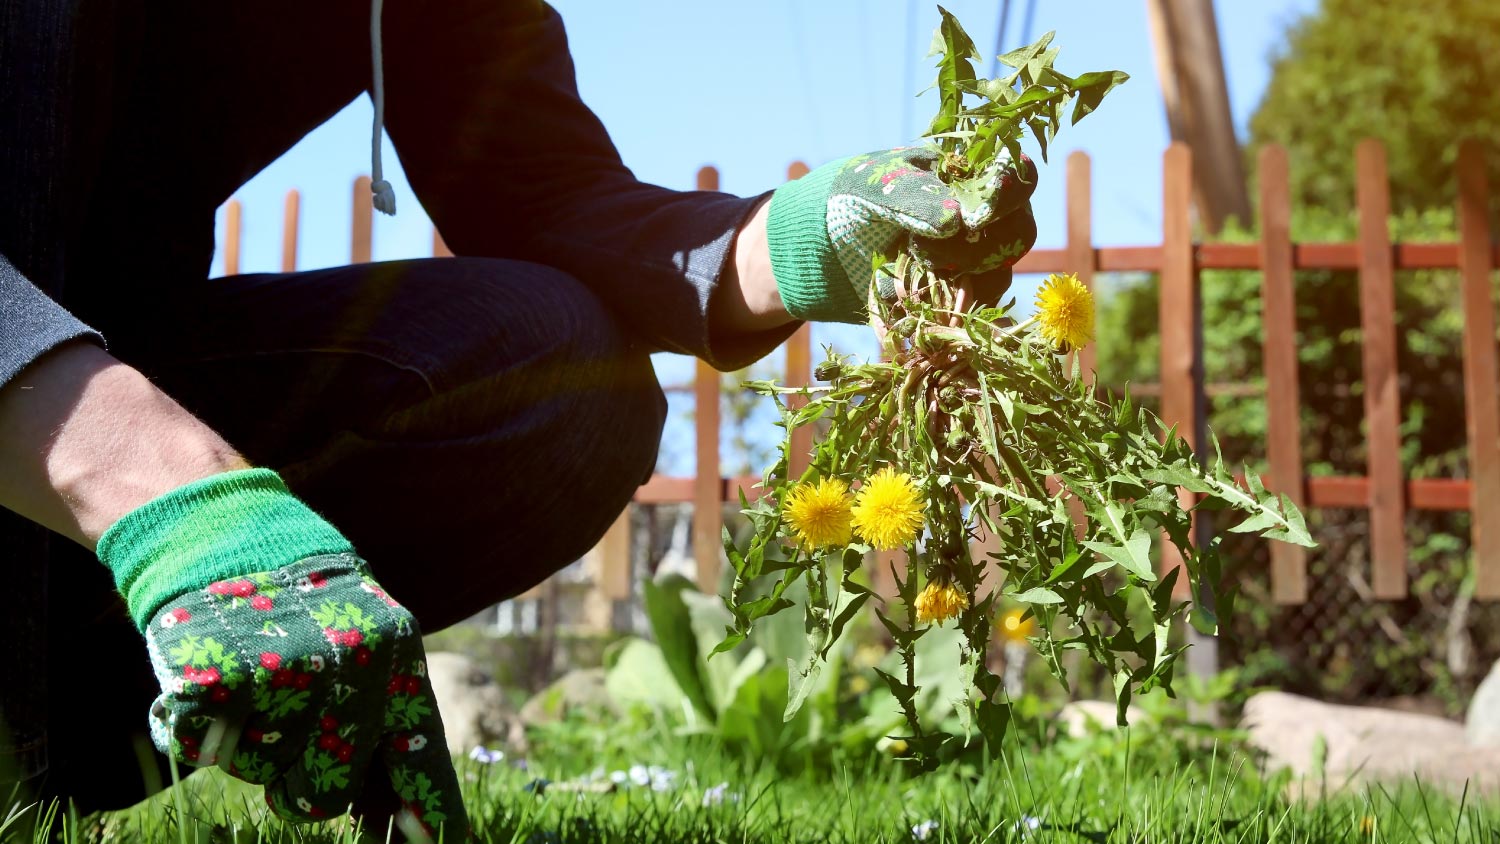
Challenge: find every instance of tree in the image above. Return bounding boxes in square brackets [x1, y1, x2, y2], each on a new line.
[1248, 0, 1500, 218]
[1092, 0, 1500, 711]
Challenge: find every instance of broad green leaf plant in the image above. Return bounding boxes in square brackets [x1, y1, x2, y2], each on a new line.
[719, 8, 1315, 768]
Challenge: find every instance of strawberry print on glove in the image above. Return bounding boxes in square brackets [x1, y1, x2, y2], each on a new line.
[143, 555, 468, 842]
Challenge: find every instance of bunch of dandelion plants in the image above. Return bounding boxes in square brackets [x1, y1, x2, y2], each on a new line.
[718, 9, 1315, 766]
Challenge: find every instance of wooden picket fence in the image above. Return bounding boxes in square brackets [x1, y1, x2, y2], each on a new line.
[219, 138, 1500, 634]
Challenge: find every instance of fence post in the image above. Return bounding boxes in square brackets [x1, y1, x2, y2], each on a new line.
[223, 200, 242, 276]
[1158, 143, 1202, 596]
[352, 176, 373, 264]
[1159, 143, 1218, 718]
[693, 166, 725, 592]
[583, 507, 633, 631]
[1066, 151, 1096, 382]
[281, 190, 300, 272]
[785, 162, 815, 482]
[873, 338, 901, 600]
[1457, 140, 1500, 598]
[1258, 144, 1308, 604]
[1355, 139, 1407, 599]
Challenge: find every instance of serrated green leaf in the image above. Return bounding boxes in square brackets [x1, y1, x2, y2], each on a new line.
[1090, 505, 1158, 582]
[1009, 586, 1065, 604]
[926, 5, 980, 140]
[1113, 668, 1134, 727]
[1069, 70, 1129, 124]
[1080, 558, 1117, 579]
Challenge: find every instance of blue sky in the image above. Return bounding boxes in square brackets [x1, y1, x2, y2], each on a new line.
[213, 0, 1318, 473]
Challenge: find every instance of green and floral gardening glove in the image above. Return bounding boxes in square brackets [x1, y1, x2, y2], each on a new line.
[765, 146, 1039, 323]
[96, 468, 469, 843]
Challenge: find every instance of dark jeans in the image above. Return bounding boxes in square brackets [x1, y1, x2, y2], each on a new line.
[0, 257, 667, 811]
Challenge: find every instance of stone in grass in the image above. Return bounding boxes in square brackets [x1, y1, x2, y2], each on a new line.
[519, 667, 617, 727]
[425, 651, 526, 756]
[1056, 700, 1148, 738]
[1467, 658, 1500, 745]
[1243, 690, 1500, 796]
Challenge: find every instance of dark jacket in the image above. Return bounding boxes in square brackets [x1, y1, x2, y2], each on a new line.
[0, 0, 786, 390]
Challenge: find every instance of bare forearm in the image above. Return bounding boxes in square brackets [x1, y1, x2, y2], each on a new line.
[0, 341, 249, 549]
[712, 197, 798, 338]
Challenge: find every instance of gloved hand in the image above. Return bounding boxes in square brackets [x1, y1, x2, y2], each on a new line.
[765, 146, 1039, 323]
[97, 469, 468, 843]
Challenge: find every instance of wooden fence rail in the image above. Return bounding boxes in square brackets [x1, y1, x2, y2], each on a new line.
[218, 138, 1500, 626]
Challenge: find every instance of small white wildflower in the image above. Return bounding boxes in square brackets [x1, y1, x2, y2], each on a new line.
[648, 766, 677, 791]
[701, 782, 739, 807]
[623, 764, 678, 791]
[468, 746, 505, 764]
[912, 820, 939, 841]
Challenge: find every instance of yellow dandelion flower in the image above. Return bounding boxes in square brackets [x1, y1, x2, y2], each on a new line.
[914, 577, 969, 625]
[1035, 272, 1095, 351]
[998, 608, 1035, 643]
[1359, 816, 1375, 836]
[782, 477, 854, 549]
[851, 467, 924, 550]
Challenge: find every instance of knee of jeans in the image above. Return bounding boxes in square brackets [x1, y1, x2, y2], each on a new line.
[450, 258, 665, 470]
[422, 337, 664, 611]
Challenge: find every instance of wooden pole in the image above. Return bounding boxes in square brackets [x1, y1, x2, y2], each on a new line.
[1144, 0, 1251, 233]
[1355, 139, 1407, 599]
[1457, 140, 1500, 599]
[1258, 144, 1308, 604]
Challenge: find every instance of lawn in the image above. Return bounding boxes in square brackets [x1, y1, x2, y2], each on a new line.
[6, 709, 1494, 844]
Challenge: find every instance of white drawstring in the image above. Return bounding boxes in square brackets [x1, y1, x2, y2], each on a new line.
[369, 0, 396, 215]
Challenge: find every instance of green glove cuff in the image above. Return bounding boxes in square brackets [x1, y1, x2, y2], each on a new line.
[97, 468, 355, 630]
[766, 158, 867, 323]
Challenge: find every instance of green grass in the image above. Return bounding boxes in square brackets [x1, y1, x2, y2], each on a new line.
[4, 720, 1495, 843]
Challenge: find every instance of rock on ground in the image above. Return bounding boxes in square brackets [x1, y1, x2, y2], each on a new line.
[1057, 700, 1148, 737]
[425, 651, 524, 756]
[519, 667, 615, 727]
[1468, 659, 1500, 745]
[1243, 691, 1500, 795]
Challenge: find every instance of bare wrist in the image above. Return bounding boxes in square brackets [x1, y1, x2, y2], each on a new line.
[0, 342, 249, 548]
[712, 197, 796, 337]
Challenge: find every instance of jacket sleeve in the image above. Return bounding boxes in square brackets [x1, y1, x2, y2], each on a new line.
[0, 255, 105, 388]
[382, 1, 798, 372]
[0, 0, 105, 391]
